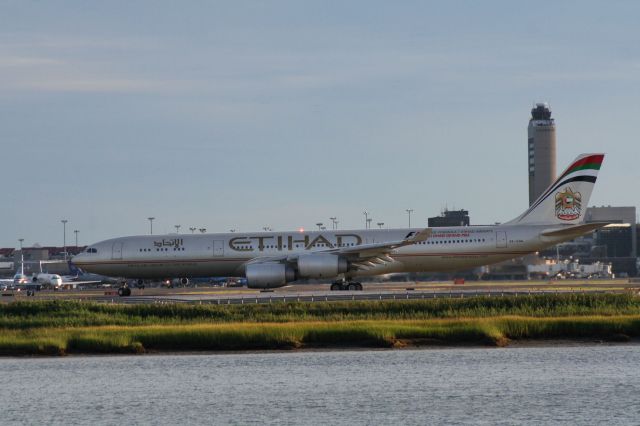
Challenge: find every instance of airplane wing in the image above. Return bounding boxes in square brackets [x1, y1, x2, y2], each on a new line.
[246, 228, 432, 271]
[64, 280, 103, 285]
[321, 228, 432, 271]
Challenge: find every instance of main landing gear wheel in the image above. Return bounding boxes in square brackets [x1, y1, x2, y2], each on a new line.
[330, 282, 363, 291]
[118, 287, 131, 297]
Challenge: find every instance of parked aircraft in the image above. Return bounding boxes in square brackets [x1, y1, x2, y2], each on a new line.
[21, 261, 106, 289]
[73, 154, 607, 292]
[0, 254, 32, 287]
[67, 261, 118, 284]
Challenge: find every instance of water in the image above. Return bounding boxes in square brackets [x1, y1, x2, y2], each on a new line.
[1, 345, 640, 425]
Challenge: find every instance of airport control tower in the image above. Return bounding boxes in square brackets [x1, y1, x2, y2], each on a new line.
[528, 102, 557, 205]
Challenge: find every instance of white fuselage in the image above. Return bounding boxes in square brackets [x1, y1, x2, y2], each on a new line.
[72, 225, 565, 280]
[34, 273, 63, 287]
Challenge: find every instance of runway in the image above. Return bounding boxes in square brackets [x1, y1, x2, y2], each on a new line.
[63, 287, 637, 305]
[4, 279, 638, 305]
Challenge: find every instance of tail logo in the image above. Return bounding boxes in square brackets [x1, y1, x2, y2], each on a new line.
[555, 187, 582, 221]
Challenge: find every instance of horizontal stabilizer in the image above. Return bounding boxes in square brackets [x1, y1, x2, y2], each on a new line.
[541, 222, 611, 238]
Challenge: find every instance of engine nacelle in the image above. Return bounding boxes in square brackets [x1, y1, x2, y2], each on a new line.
[297, 254, 348, 279]
[246, 263, 295, 289]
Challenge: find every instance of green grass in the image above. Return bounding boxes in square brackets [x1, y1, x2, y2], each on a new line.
[1, 293, 640, 329]
[1, 294, 640, 355]
[1, 316, 639, 356]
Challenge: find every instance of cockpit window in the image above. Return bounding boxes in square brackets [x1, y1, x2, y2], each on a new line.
[86, 248, 98, 254]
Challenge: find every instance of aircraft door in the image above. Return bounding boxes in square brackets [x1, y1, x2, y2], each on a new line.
[112, 242, 123, 260]
[496, 231, 507, 249]
[213, 240, 224, 257]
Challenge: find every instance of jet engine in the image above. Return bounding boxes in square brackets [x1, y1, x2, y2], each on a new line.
[245, 263, 296, 289]
[297, 254, 348, 278]
[171, 277, 190, 286]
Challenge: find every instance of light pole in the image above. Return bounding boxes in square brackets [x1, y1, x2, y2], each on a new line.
[316, 222, 323, 231]
[406, 209, 414, 228]
[363, 211, 370, 229]
[148, 217, 155, 235]
[329, 217, 337, 230]
[74, 230, 79, 247]
[174, 225, 181, 234]
[189, 227, 196, 234]
[377, 222, 384, 229]
[18, 238, 24, 250]
[367, 218, 372, 230]
[199, 228, 207, 234]
[61, 219, 68, 260]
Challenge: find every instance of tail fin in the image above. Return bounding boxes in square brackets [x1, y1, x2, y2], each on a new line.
[68, 260, 83, 276]
[507, 153, 604, 225]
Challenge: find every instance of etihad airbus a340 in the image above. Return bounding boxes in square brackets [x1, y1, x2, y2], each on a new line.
[73, 154, 607, 293]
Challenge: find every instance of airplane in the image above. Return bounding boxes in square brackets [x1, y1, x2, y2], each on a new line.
[1, 256, 70, 290]
[18, 260, 107, 290]
[73, 153, 607, 294]
[32, 272, 64, 288]
[66, 261, 118, 284]
[12, 253, 30, 285]
[0, 253, 35, 288]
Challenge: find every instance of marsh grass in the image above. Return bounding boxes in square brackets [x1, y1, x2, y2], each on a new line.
[1, 293, 640, 329]
[1, 315, 639, 355]
[2, 294, 640, 355]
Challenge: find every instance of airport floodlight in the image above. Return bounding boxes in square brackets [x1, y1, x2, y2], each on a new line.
[263, 227, 272, 232]
[316, 222, 323, 230]
[329, 217, 337, 230]
[174, 225, 181, 233]
[199, 228, 207, 234]
[148, 217, 155, 235]
[363, 211, 370, 229]
[366, 218, 372, 229]
[18, 238, 24, 250]
[189, 227, 196, 234]
[229, 229, 236, 233]
[74, 230, 79, 247]
[61, 219, 68, 261]
[406, 209, 414, 228]
[377, 222, 384, 229]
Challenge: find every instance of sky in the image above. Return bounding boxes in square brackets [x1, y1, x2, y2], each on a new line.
[1, 1, 639, 248]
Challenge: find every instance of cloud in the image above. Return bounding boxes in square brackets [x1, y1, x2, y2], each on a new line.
[10, 77, 191, 93]
[0, 56, 63, 67]
[0, 34, 174, 93]
[0, 33, 154, 51]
